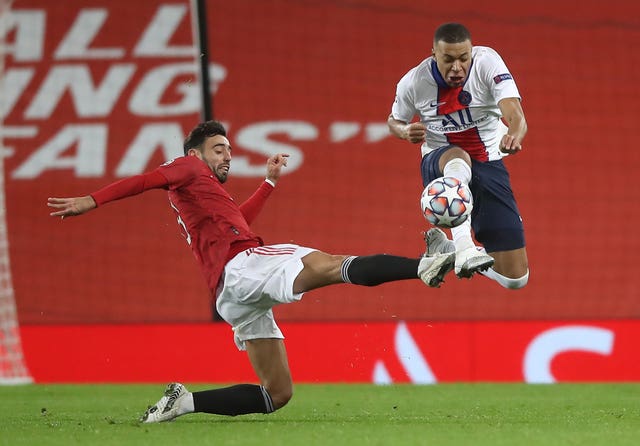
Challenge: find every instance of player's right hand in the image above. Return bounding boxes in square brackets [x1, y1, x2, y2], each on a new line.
[47, 196, 97, 220]
[404, 123, 426, 144]
[266, 153, 289, 184]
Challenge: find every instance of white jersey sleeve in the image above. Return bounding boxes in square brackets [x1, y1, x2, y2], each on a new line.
[472, 46, 520, 105]
[391, 66, 421, 123]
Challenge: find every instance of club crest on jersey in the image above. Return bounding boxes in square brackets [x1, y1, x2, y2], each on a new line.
[493, 73, 513, 84]
[161, 158, 178, 167]
[457, 90, 472, 106]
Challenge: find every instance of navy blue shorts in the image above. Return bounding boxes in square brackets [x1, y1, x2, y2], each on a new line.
[421, 146, 525, 252]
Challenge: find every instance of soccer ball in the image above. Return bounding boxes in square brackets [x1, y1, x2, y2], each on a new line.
[420, 176, 472, 228]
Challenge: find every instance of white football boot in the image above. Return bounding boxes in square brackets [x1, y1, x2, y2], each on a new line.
[454, 247, 494, 279]
[418, 228, 456, 288]
[140, 383, 190, 423]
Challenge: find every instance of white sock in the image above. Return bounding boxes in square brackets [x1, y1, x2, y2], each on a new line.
[481, 268, 530, 290]
[443, 158, 472, 185]
[444, 159, 474, 251]
[451, 219, 475, 252]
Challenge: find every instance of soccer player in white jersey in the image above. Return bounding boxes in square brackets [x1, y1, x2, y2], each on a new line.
[388, 23, 530, 290]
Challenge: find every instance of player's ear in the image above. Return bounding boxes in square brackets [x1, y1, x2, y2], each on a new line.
[187, 148, 202, 159]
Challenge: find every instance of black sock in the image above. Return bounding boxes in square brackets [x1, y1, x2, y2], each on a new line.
[341, 254, 420, 286]
[192, 384, 274, 416]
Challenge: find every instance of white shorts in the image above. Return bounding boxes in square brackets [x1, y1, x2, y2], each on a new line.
[215, 244, 316, 350]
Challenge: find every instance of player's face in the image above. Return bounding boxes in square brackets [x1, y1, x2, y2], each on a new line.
[432, 40, 472, 88]
[194, 134, 232, 183]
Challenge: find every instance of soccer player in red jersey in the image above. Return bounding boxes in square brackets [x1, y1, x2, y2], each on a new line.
[48, 120, 453, 422]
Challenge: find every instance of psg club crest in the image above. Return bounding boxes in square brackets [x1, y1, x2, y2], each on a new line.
[458, 90, 472, 106]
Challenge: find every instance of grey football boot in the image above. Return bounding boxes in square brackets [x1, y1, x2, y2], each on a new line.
[418, 228, 456, 287]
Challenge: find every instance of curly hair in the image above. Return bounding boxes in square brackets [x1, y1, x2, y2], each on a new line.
[183, 121, 227, 155]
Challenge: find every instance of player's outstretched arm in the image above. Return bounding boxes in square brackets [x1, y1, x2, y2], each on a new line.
[48, 171, 170, 220]
[47, 196, 97, 220]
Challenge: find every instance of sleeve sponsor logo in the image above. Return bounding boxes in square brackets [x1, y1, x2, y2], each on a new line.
[493, 73, 513, 84]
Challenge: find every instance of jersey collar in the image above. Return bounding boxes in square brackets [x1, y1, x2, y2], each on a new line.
[430, 58, 474, 89]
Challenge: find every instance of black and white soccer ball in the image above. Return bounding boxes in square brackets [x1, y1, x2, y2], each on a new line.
[420, 176, 472, 228]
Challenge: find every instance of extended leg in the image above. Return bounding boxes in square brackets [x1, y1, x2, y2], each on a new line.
[292, 250, 451, 292]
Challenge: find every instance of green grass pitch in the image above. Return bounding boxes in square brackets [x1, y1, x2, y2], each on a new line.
[0, 383, 638, 445]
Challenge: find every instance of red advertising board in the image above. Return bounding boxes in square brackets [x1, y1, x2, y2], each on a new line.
[21, 320, 640, 383]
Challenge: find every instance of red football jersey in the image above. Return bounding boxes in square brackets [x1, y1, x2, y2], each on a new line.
[91, 155, 273, 292]
[159, 156, 271, 290]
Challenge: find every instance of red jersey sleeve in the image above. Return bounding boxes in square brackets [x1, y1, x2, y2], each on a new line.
[239, 181, 274, 225]
[90, 156, 200, 206]
[90, 170, 168, 207]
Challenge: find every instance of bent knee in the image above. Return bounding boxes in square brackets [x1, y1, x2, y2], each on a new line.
[500, 270, 529, 289]
[441, 146, 471, 166]
[269, 386, 293, 410]
[483, 267, 529, 290]
[263, 376, 293, 410]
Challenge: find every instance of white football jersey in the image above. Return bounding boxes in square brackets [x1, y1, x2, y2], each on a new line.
[391, 46, 521, 161]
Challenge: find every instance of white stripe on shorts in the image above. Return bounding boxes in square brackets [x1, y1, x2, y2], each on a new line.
[249, 246, 297, 256]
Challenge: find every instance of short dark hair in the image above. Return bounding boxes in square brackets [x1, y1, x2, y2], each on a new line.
[183, 120, 227, 155]
[434, 23, 471, 45]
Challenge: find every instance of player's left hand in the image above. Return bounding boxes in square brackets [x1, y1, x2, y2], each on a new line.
[499, 134, 523, 155]
[266, 153, 289, 184]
